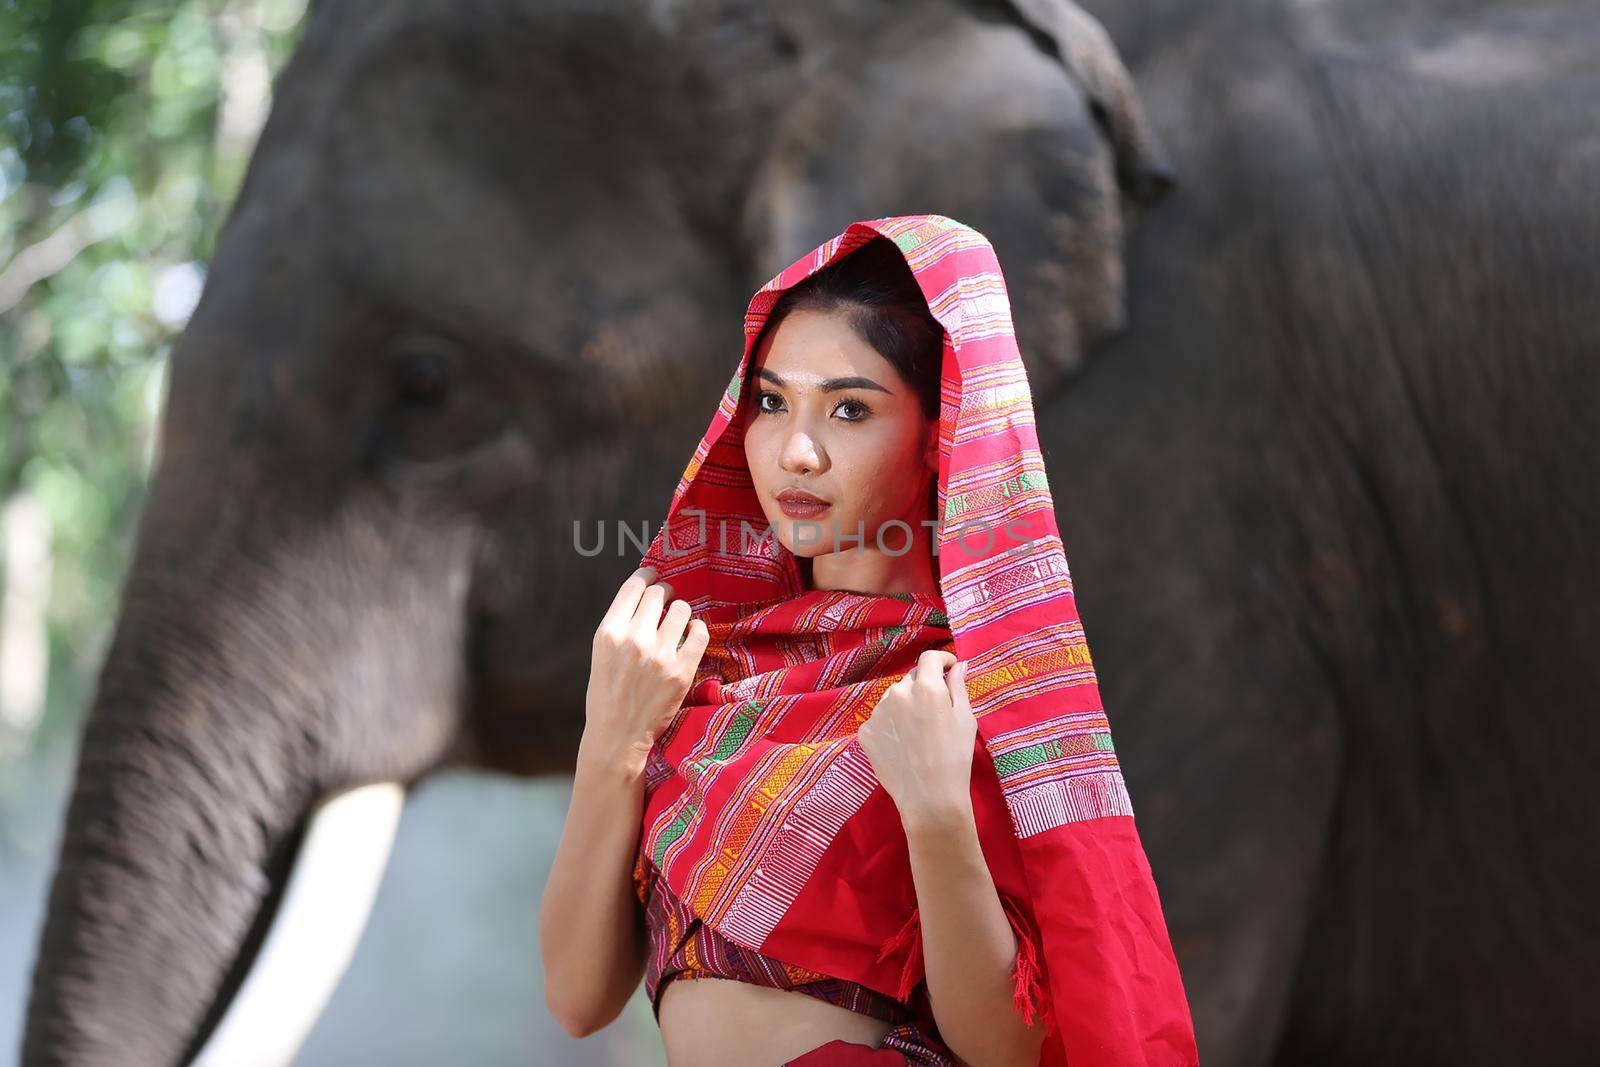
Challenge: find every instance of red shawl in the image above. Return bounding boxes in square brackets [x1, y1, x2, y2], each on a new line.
[635, 215, 1199, 1066]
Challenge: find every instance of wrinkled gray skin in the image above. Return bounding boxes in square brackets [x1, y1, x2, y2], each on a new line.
[21, 0, 1600, 1063]
[1069, 0, 1598, 1063]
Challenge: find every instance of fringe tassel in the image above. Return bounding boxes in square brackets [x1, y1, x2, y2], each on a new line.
[874, 905, 923, 1002]
[876, 898, 1046, 1026]
[999, 894, 1047, 1029]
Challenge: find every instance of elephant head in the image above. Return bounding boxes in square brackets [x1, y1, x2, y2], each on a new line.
[746, 0, 1174, 396]
[21, 1, 1169, 1063]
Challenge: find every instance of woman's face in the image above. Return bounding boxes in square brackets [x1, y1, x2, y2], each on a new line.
[741, 307, 938, 560]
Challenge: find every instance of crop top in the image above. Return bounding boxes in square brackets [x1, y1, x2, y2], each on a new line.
[633, 848, 1049, 1063]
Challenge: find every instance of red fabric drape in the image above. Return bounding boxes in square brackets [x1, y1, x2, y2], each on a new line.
[635, 215, 1200, 1066]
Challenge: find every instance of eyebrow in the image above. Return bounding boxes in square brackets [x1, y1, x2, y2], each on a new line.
[755, 368, 892, 394]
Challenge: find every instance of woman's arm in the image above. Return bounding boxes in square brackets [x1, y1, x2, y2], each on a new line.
[539, 730, 650, 1039]
[541, 564, 709, 1038]
[856, 652, 1047, 1067]
[906, 802, 1047, 1067]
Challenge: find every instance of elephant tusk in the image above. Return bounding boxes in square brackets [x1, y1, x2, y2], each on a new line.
[191, 781, 407, 1067]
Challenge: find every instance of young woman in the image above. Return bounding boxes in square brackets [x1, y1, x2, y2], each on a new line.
[541, 218, 1199, 1067]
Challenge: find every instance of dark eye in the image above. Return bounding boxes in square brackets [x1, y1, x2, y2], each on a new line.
[393, 358, 451, 409]
[755, 390, 783, 415]
[836, 398, 870, 420]
[389, 345, 453, 407]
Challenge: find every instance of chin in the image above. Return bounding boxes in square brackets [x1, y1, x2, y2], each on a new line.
[775, 526, 820, 558]
[755, 511, 805, 557]
[789, 517, 864, 559]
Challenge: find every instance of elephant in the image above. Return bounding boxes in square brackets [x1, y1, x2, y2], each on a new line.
[1065, 0, 1600, 1062]
[18, 1, 1176, 1064]
[23, 0, 1600, 1061]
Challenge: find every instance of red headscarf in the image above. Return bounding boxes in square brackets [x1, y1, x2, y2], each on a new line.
[635, 214, 1199, 1066]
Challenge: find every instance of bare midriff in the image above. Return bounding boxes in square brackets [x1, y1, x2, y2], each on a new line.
[658, 974, 896, 1067]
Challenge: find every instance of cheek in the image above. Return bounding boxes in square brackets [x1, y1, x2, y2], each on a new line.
[742, 424, 771, 487]
[837, 433, 926, 520]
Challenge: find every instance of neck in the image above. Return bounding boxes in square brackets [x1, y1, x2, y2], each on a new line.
[805, 536, 939, 599]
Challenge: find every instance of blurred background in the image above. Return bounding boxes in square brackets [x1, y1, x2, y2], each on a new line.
[2, 2, 654, 1063]
[4, 0, 1596, 1065]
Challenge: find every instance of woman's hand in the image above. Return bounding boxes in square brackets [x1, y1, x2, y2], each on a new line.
[857, 650, 978, 825]
[582, 565, 710, 775]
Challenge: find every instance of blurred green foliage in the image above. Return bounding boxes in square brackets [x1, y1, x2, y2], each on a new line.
[0, 0, 308, 766]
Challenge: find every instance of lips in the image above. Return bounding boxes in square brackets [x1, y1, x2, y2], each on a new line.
[776, 488, 831, 519]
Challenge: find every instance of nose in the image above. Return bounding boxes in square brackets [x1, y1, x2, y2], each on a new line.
[779, 428, 826, 476]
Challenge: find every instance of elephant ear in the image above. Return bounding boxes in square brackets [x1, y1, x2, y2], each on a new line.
[736, 0, 1169, 396]
[1004, 0, 1176, 199]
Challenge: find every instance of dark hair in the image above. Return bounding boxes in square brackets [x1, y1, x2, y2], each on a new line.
[754, 236, 944, 420]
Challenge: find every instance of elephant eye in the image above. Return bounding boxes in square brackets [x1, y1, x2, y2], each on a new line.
[385, 333, 458, 407]
[395, 355, 450, 406]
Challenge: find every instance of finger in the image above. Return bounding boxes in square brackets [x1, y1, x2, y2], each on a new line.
[946, 659, 972, 709]
[675, 616, 710, 664]
[629, 576, 672, 637]
[914, 650, 956, 694]
[659, 596, 693, 650]
[603, 566, 656, 626]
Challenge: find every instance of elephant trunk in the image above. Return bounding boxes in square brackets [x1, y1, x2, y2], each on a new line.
[22, 641, 322, 1066]
[21, 469, 471, 1065]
